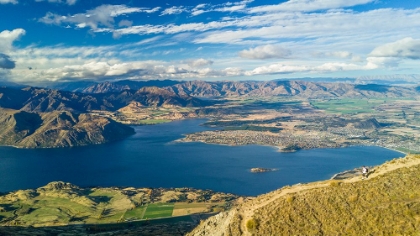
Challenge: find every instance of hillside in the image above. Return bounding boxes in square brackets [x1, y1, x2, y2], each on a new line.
[188, 155, 420, 235]
[0, 108, 134, 148]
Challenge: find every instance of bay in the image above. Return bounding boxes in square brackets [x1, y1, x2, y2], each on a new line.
[0, 119, 404, 196]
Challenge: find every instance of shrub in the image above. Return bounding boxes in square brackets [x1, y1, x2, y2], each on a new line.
[348, 194, 358, 202]
[246, 218, 258, 232]
[329, 180, 341, 187]
[286, 195, 295, 203]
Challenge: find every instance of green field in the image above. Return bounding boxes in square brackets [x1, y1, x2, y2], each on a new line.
[310, 99, 385, 114]
[143, 203, 174, 219]
[137, 119, 171, 125]
[123, 206, 146, 220]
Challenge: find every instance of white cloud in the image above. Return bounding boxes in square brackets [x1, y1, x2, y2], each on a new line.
[239, 44, 291, 59]
[39, 4, 157, 30]
[194, 3, 207, 9]
[246, 64, 311, 75]
[7, 42, 241, 82]
[0, 29, 26, 52]
[214, 0, 252, 13]
[246, 61, 366, 75]
[134, 36, 163, 45]
[0, 0, 17, 4]
[222, 67, 244, 76]
[193, 8, 420, 47]
[144, 7, 161, 13]
[24, 60, 232, 81]
[6, 1, 420, 81]
[107, 20, 238, 37]
[118, 20, 133, 28]
[249, 0, 375, 13]
[191, 0, 253, 16]
[191, 9, 207, 16]
[365, 57, 400, 69]
[35, 0, 78, 5]
[314, 51, 353, 58]
[160, 6, 187, 16]
[184, 58, 214, 68]
[369, 37, 420, 59]
[102, 6, 420, 54]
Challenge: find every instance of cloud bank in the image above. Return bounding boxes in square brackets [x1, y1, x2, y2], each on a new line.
[0, 0, 17, 4]
[239, 45, 291, 59]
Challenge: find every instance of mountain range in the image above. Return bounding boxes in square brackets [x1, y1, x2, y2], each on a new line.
[1, 79, 420, 148]
[46, 80, 419, 98]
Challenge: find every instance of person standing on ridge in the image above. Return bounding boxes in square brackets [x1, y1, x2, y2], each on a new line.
[362, 166, 369, 179]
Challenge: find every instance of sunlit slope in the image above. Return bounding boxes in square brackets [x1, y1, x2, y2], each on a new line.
[188, 155, 420, 235]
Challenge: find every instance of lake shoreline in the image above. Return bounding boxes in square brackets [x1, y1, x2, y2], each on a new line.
[0, 119, 405, 196]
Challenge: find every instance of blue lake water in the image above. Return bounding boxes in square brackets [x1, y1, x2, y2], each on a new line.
[0, 119, 404, 196]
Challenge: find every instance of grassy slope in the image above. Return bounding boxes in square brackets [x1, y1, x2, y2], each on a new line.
[0, 184, 237, 227]
[188, 155, 420, 235]
[252, 158, 420, 235]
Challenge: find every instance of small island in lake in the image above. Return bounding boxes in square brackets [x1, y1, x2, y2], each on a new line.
[250, 168, 278, 173]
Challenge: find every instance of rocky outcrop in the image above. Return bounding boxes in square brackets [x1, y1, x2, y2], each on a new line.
[132, 87, 208, 107]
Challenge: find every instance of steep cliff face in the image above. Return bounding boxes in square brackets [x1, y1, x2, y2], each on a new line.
[0, 108, 134, 148]
[188, 155, 420, 236]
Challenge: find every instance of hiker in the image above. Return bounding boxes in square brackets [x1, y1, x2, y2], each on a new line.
[362, 166, 369, 179]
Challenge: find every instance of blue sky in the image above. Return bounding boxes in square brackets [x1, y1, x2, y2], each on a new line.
[1, 0, 420, 83]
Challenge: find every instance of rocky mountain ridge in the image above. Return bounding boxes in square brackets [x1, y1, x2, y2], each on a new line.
[166, 80, 418, 98]
[0, 86, 207, 113]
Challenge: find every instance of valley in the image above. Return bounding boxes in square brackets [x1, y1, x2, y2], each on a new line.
[1, 80, 420, 152]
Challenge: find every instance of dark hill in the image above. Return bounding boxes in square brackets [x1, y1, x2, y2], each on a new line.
[0, 108, 134, 148]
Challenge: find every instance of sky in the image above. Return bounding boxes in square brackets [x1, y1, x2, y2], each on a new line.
[1, 0, 420, 84]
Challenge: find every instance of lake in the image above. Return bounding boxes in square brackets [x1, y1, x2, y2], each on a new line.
[0, 119, 404, 196]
